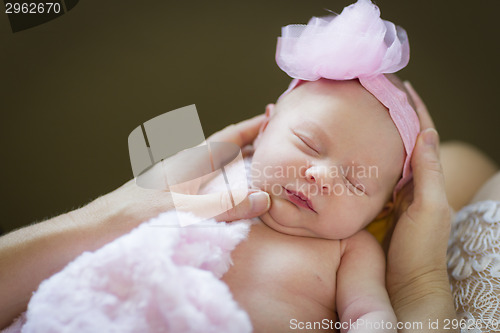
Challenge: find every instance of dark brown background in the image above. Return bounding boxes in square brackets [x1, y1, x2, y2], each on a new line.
[1, 0, 499, 233]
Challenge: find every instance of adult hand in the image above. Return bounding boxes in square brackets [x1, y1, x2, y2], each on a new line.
[0, 113, 270, 329]
[103, 113, 270, 232]
[385, 82, 457, 332]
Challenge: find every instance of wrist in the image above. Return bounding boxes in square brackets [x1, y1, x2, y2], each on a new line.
[50, 198, 116, 256]
[77, 179, 174, 244]
[389, 266, 450, 304]
[389, 269, 457, 332]
[70, 191, 133, 248]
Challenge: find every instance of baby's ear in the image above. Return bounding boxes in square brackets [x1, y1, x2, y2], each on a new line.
[254, 103, 275, 147]
[265, 103, 275, 117]
[261, 103, 275, 131]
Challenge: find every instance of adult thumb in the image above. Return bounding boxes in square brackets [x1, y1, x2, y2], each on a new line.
[411, 128, 448, 210]
[170, 189, 270, 225]
[213, 190, 271, 222]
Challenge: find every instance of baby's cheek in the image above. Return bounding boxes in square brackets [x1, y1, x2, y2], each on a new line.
[248, 159, 267, 190]
[333, 203, 369, 238]
[249, 147, 273, 184]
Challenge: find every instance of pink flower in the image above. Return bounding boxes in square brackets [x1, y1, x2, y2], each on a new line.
[276, 0, 410, 80]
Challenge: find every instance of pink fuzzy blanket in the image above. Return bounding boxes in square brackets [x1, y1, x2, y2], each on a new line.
[4, 212, 253, 333]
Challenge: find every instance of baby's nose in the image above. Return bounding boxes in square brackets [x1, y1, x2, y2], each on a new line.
[305, 165, 333, 192]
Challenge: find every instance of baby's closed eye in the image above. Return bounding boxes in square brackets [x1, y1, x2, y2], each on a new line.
[292, 130, 320, 155]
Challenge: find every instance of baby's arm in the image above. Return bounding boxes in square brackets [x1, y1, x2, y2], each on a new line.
[336, 230, 397, 333]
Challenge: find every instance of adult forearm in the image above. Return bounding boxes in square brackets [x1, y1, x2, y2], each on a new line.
[0, 196, 118, 329]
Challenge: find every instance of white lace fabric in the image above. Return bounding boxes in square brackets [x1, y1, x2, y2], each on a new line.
[448, 200, 500, 332]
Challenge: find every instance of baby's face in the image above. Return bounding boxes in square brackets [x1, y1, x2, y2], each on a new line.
[250, 79, 405, 240]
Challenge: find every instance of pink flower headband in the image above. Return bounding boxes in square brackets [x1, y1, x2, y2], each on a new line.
[275, 0, 420, 197]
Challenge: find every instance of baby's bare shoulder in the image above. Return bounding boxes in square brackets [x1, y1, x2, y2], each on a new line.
[224, 223, 342, 323]
[230, 222, 343, 281]
[339, 229, 382, 258]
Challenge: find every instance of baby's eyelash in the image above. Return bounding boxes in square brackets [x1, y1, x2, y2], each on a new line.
[295, 134, 319, 154]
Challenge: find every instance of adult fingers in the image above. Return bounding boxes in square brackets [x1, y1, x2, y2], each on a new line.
[206, 114, 266, 147]
[404, 81, 435, 131]
[387, 129, 449, 269]
[409, 128, 449, 218]
[213, 190, 271, 222]
[142, 114, 264, 191]
[171, 189, 270, 224]
[387, 129, 452, 314]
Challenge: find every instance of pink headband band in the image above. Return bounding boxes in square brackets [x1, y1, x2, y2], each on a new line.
[275, 0, 420, 197]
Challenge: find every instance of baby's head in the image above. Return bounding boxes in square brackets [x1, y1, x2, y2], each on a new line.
[250, 76, 416, 240]
[250, 0, 420, 240]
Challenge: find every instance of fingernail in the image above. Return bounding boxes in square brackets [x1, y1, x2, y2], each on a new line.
[422, 128, 439, 149]
[249, 191, 271, 214]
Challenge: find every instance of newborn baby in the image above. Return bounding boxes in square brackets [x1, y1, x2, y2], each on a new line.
[222, 76, 414, 332]
[4, 1, 420, 332]
[221, 0, 421, 330]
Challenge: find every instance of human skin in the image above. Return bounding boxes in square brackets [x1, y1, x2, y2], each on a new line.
[2, 79, 490, 331]
[251, 78, 405, 240]
[440, 141, 498, 211]
[222, 218, 395, 332]
[0, 115, 271, 329]
[227, 79, 476, 332]
[388, 82, 497, 333]
[223, 78, 407, 331]
[385, 82, 458, 332]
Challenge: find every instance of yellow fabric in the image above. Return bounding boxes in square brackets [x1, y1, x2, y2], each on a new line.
[365, 215, 391, 244]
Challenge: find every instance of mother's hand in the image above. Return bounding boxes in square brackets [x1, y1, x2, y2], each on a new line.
[0, 114, 270, 329]
[102, 113, 270, 234]
[385, 83, 457, 332]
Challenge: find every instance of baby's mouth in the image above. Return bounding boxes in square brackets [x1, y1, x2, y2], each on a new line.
[283, 187, 316, 213]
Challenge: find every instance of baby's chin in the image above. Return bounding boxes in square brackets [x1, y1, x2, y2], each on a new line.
[257, 210, 316, 238]
[258, 197, 372, 240]
[257, 199, 332, 239]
